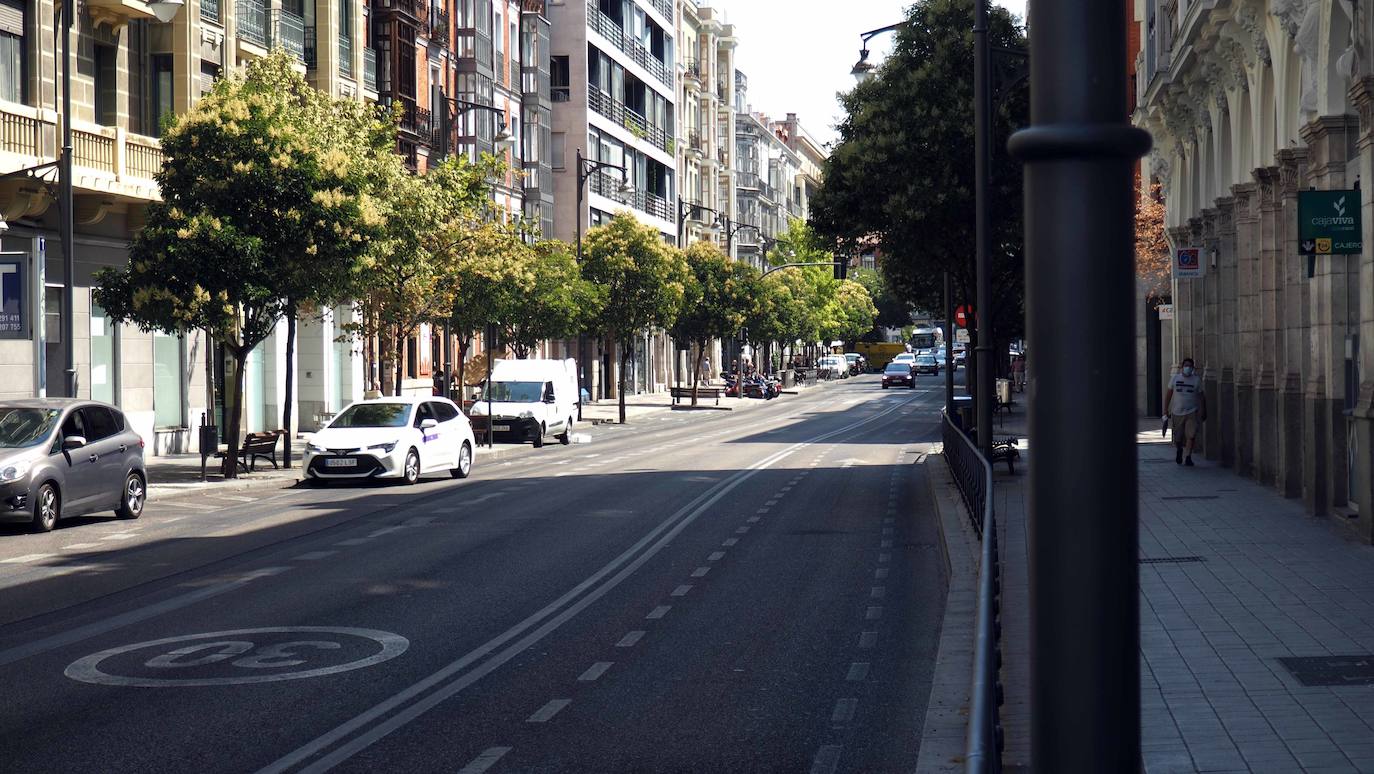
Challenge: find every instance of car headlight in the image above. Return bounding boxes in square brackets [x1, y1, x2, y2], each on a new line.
[306, 442, 325, 454]
[518, 411, 534, 419]
[0, 461, 31, 483]
[369, 442, 398, 453]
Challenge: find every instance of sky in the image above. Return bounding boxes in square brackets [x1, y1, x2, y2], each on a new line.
[719, 0, 1027, 148]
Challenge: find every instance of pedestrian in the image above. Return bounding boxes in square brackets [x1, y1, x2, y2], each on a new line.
[1164, 357, 1206, 466]
[1011, 354, 1026, 392]
[702, 355, 712, 386]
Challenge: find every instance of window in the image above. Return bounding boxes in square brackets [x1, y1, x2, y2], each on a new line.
[82, 406, 119, 442]
[151, 54, 174, 136]
[413, 401, 436, 427]
[94, 43, 117, 126]
[59, 410, 86, 443]
[433, 402, 459, 422]
[90, 302, 117, 404]
[153, 332, 183, 428]
[551, 55, 569, 101]
[551, 131, 565, 169]
[0, 0, 24, 105]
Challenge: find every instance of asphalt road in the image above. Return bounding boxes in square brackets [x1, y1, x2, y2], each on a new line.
[0, 372, 951, 773]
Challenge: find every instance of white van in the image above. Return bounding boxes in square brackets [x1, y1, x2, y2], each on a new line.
[469, 358, 579, 447]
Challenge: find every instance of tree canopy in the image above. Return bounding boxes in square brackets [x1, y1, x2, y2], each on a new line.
[810, 0, 1027, 343]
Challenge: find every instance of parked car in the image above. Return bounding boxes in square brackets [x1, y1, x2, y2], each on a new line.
[954, 345, 967, 366]
[913, 354, 940, 375]
[891, 352, 917, 366]
[0, 399, 146, 532]
[469, 358, 579, 447]
[881, 362, 916, 389]
[304, 397, 475, 485]
[843, 353, 865, 375]
[817, 355, 849, 380]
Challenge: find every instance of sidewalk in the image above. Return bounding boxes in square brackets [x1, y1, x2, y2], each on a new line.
[993, 410, 1374, 772]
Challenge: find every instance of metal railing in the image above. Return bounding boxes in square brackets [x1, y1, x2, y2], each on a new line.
[364, 47, 378, 91]
[588, 85, 672, 155]
[271, 9, 306, 62]
[338, 34, 353, 77]
[431, 7, 449, 49]
[236, 0, 268, 47]
[941, 412, 1003, 774]
[586, 2, 672, 88]
[201, 0, 221, 24]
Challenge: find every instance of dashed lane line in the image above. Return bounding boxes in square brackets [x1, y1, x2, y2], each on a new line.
[830, 699, 858, 724]
[810, 745, 843, 774]
[646, 606, 671, 620]
[691, 566, 711, 578]
[293, 551, 338, 562]
[526, 699, 571, 723]
[61, 543, 99, 551]
[334, 538, 372, 547]
[707, 551, 726, 562]
[577, 662, 613, 682]
[616, 631, 645, 648]
[858, 631, 878, 649]
[722, 538, 739, 547]
[865, 606, 884, 620]
[671, 584, 693, 597]
[846, 662, 871, 682]
[456, 747, 512, 774]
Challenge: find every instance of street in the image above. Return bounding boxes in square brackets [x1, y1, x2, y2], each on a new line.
[0, 374, 948, 774]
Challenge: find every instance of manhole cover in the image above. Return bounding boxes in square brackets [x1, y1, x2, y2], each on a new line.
[1160, 495, 1220, 501]
[1278, 655, 1374, 686]
[1139, 556, 1205, 564]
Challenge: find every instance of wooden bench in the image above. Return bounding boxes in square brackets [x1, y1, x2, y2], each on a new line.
[671, 385, 722, 406]
[207, 430, 283, 474]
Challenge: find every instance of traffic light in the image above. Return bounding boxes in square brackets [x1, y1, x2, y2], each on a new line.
[833, 259, 848, 280]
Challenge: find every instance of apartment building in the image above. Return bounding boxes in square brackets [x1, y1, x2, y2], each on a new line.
[675, 0, 733, 251]
[770, 112, 824, 222]
[0, 0, 555, 451]
[548, 0, 677, 397]
[732, 72, 801, 270]
[1132, 0, 1374, 540]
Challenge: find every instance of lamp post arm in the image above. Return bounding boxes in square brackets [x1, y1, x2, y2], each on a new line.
[859, 21, 908, 45]
[761, 261, 840, 277]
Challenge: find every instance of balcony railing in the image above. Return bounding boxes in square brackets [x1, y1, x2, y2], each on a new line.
[236, 0, 268, 47]
[590, 169, 672, 221]
[588, 85, 672, 155]
[201, 0, 221, 24]
[431, 7, 449, 49]
[364, 47, 378, 91]
[737, 170, 760, 190]
[552, 86, 571, 102]
[338, 34, 353, 77]
[271, 9, 306, 62]
[586, 2, 672, 89]
[682, 58, 702, 82]
[647, 0, 671, 21]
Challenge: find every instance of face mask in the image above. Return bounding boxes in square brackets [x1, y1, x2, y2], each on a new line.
[1182, 366, 1194, 377]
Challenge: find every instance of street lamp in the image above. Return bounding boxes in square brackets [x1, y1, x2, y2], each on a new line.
[850, 22, 909, 85]
[676, 199, 719, 249]
[439, 96, 515, 158]
[573, 148, 633, 418]
[717, 216, 759, 260]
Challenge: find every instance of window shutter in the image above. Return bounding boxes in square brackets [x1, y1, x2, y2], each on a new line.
[0, 0, 25, 37]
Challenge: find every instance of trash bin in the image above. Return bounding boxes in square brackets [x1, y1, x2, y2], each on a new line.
[952, 396, 974, 432]
[997, 378, 1012, 407]
[198, 425, 220, 482]
[782, 370, 795, 388]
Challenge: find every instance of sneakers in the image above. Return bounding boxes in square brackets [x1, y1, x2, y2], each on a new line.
[1176, 447, 1184, 465]
[1184, 455, 1195, 467]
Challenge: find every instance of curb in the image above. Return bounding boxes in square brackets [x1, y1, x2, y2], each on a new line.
[670, 404, 732, 411]
[914, 448, 981, 774]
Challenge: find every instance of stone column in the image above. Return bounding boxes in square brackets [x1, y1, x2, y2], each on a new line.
[1215, 196, 1237, 468]
[1231, 183, 1259, 477]
[1255, 166, 1281, 485]
[1276, 148, 1309, 498]
[1350, 77, 1374, 541]
[1187, 216, 1205, 369]
[1301, 115, 1361, 514]
[1201, 207, 1221, 459]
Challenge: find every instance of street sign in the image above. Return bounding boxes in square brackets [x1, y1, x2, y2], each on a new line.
[954, 305, 974, 328]
[1299, 189, 1361, 255]
[1157, 304, 1173, 321]
[0, 256, 25, 339]
[955, 328, 971, 344]
[1173, 247, 1203, 278]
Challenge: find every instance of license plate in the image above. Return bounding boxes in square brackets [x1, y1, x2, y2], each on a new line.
[325, 458, 357, 468]
[492, 424, 511, 432]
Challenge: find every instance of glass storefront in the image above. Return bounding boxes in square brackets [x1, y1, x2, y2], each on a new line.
[90, 302, 115, 404]
[152, 331, 183, 427]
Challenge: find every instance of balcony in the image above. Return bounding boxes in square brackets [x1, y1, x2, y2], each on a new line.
[586, 2, 672, 89]
[0, 104, 162, 203]
[236, 0, 268, 48]
[646, 0, 671, 22]
[364, 47, 378, 92]
[687, 129, 704, 155]
[736, 171, 760, 191]
[271, 9, 306, 62]
[430, 7, 449, 49]
[590, 169, 672, 221]
[588, 85, 672, 156]
[338, 34, 353, 77]
[201, 0, 221, 24]
[682, 58, 703, 84]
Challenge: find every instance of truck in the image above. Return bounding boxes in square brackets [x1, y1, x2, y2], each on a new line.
[853, 342, 908, 371]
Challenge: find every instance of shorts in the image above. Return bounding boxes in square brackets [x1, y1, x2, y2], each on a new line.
[1170, 412, 1199, 445]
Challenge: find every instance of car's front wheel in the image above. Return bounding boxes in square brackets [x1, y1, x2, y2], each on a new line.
[558, 419, 572, 445]
[532, 425, 545, 448]
[32, 482, 59, 533]
[402, 449, 421, 485]
[450, 442, 473, 479]
[115, 472, 145, 520]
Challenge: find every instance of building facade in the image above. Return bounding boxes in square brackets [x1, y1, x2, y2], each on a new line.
[674, 0, 733, 252]
[1133, 0, 1374, 541]
[733, 92, 802, 269]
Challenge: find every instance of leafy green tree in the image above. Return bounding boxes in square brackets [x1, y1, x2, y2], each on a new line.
[441, 219, 539, 390]
[95, 51, 388, 476]
[583, 214, 689, 423]
[852, 267, 913, 340]
[669, 242, 754, 404]
[502, 240, 596, 359]
[823, 279, 880, 344]
[810, 0, 1027, 356]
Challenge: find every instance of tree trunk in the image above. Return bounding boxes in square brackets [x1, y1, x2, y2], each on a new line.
[394, 330, 405, 397]
[691, 339, 705, 407]
[455, 335, 471, 403]
[618, 342, 629, 424]
[221, 346, 248, 479]
[281, 303, 296, 469]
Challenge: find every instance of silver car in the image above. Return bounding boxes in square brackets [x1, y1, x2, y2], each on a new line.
[0, 399, 146, 532]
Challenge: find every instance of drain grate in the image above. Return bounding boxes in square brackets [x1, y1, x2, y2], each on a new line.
[1278, 655, 1374, 686]
[1139, 556, 1206, 564]
[1161, 495, 1220, 501]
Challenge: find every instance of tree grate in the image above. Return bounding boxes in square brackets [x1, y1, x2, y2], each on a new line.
[1139, 556, 1206, 564]
[1278, 655, 1374, 686]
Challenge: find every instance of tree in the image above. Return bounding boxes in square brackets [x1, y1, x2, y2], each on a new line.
[441, 219, 539, 390]
[824, 279, 880, 344]
[583, 213, 689, 423]
[95, 51, 388, 477]
[668, 242, 753, 404]
[1136, 182, 1171, 298]
[810, 0, 1028, 366]
[502, 240, 595, 359]
[359, 153, 505, 395]
[852, 267, 913, 340]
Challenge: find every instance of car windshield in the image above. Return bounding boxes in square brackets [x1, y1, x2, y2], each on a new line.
[894, 354, 914, 360]
[0, 408, 63, 448]
[483, 381, 544, 402]
[884, 364, 910, 373]
[916, 356, 936, 365]
[330, 403, 412, 428]
[845, 355, 859, 361]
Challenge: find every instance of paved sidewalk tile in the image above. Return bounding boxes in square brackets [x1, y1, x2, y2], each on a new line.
[995, 414, 1374, 772]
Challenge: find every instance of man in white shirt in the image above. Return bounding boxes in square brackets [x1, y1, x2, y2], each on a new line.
[1164, 357, 1206, 466]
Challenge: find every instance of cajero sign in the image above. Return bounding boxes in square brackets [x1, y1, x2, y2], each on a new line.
[1298, 189, 1362, 255]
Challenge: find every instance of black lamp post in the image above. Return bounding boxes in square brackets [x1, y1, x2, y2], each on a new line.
[718, 216, 758, 261]
[573, 148, 632, 417]
[677, 199, 719, 249]
[438, 96, 514, 159]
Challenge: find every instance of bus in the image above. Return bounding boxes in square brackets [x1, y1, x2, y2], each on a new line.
[909, 326, 943, 353]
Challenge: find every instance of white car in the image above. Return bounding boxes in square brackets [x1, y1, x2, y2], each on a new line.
[892, 352, 917, 365]
[818, 356, 849, 380]
[303, 397, 475, 485]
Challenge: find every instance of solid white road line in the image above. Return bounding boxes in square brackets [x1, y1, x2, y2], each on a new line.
[456, 747, 512, 774]
[526, 699, 571, 723]
[646, 606, 671, 620]
[61, 543, 99, 551]
[1, 553, 51, 564]
[367, 526, 403, 538]
[577, 662, 613, 682]
[334, 538, 372, 547]
[615, 631, 645, 648]
[100, 533, 136, 541]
